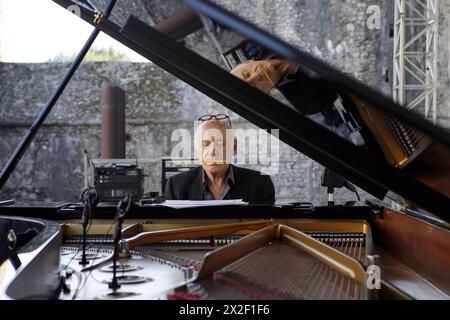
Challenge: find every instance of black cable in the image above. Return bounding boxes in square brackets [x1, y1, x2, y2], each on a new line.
[71, 220, 115, 300]
[72, 193, 133, 298]
[344, 181, 361, 202]
[61, 245, 87, 274]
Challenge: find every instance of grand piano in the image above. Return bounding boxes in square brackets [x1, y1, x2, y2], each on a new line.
[0, 0, 449, 300]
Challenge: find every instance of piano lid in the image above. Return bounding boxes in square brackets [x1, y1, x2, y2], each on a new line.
[51, 0, 450, 220]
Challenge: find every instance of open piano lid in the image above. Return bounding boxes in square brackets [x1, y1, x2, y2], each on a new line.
[51, 0, 450, 220]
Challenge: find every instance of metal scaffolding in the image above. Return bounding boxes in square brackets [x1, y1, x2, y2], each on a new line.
[393, 0, 439, 124]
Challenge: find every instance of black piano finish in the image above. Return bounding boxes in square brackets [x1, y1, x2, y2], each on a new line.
[0, 201, 377, 221]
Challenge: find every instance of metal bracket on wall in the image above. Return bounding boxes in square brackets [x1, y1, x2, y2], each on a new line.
[94, 11, 105, 24]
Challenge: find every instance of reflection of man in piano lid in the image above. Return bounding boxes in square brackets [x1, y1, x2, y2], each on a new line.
[228, 40, 363, 145]
[231, 58, 296, 95]
[228, 40, 339, 117]
[164, 114, 275, 204]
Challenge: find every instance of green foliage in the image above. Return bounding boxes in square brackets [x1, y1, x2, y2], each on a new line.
[49, 47, 129, 62]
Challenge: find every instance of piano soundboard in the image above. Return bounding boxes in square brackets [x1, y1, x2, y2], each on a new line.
[58, 219, 371, 300]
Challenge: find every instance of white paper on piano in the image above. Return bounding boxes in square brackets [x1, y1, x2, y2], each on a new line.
[155, 199, 248, 209]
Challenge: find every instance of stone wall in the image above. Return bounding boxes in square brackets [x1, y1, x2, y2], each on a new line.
[0, 61, 362, 204]
[437, 0, 450, 128]
[1, 0, 449, 204]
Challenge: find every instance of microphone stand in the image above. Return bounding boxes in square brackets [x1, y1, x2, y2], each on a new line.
[321, 168, 359, 206]
[79, 187, 98, 266]
[109, 193, 132, 290]
[321, 168, 345, 206]
[5, 230, 22, 270]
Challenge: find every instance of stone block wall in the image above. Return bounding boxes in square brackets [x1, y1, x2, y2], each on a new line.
[0, 61, 362, 204]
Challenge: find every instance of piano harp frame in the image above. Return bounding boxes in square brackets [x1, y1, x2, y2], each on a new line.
[196, 224, 367, 283]
[56, 219, 372, 299]
[104, 220, 368, 299]
[60, 219, 370, 282]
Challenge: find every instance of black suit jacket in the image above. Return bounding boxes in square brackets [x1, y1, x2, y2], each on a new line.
[277, 67, 338, 116]
[164, 165, 275, 205]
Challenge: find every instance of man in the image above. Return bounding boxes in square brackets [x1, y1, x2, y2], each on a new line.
[164, 114, 275, 204]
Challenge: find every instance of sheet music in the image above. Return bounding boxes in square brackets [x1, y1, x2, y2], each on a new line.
[153, 199, 248, 209]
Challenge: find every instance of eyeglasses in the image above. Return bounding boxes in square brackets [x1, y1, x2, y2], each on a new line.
[198, 114, 232, 127]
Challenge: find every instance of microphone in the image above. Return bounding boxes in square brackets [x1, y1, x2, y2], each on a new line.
[109, 193, 133, 290]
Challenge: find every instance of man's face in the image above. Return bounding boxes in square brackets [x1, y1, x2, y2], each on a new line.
[231, 59, 280, 94]
[195, 120, 234, 176]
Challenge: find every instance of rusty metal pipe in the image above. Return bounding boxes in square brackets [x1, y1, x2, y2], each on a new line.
[101, 82, 125, 159]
